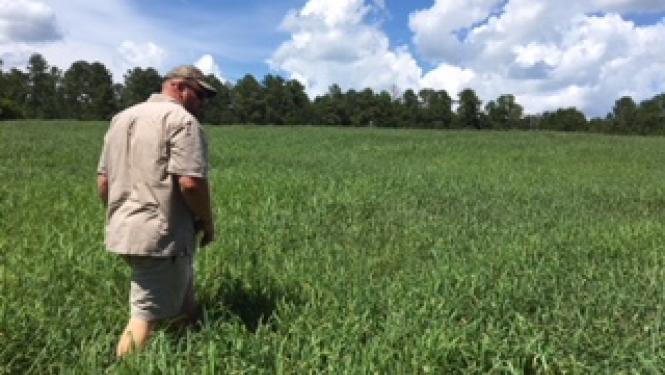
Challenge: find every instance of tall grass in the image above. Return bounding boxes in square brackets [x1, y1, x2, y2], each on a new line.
[2, 120, 665, 373]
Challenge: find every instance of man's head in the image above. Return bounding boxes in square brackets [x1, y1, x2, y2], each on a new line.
[162, 65, 217, 117]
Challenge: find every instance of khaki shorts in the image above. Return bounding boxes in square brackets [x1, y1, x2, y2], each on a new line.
[123, 254, 195, 321]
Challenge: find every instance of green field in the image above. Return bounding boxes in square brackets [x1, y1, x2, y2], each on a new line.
[2, 120, 665, 373]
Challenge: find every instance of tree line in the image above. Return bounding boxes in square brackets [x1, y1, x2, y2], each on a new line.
[1, 53, 664, 135]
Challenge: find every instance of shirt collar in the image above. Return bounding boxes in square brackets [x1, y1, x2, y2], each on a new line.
[147, 93, 180, 105]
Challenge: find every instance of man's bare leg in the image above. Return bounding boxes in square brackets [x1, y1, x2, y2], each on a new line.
[116, 318, 156, 358]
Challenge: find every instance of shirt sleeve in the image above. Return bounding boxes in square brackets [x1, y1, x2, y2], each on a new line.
[167, 118, 209, 178]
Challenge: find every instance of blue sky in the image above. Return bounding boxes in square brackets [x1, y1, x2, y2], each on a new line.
[128, 0, 303, 80]
[2, 0, 665, 116]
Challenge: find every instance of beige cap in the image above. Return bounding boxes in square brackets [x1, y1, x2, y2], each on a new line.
[164, 65, 217, 98]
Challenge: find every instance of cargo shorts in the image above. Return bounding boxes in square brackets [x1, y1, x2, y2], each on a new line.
[122, 254, 195, 321]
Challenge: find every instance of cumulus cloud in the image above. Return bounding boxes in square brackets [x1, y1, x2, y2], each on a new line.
[2, 0, 241, 83]
[0, 0, 63, 71]
[195, 54, 226, 82]
[0, 0, 206, 82]
[271, 0, 665, 116]
[420, 64, 476, 97]
[118, 41, 167, 71]
[3, 0, 664, 117]
[269, 0, 422, 97]
[0, 0, 62, 44]
[517, 85, 592, 115]
[409, 0, 503, 65]
[0, 0, 165, 80]
[408, 0, 665, 116]
[118, 40, 167, 68]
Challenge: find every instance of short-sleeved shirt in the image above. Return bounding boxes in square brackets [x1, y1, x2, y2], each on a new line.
[97, 93, 209, 257]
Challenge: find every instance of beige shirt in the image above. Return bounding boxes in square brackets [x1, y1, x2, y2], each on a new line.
[97, 94, 209, 257]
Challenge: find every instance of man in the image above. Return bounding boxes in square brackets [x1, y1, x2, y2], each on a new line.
[97, 65, 217, 357]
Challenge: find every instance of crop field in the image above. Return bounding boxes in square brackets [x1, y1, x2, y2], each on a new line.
[2, 120, 665, 373]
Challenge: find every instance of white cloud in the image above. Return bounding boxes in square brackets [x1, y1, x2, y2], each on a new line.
[420, 64, 476, 97]
[0, 0, 168, 80]
[512, 43, 562, 69]
[408, 0, 503, 65]
[408, 0, 665, 116]
[0, 0, 61, 43]
[118, 41, 167, 70]
[0, 0, 62, 68]
[0, 0, 237, 84]
[269, 0, 422, 97]
[297, 0, 371, 28]
[0, 0, 234, 83]
[0, 44, 35, 69]
[271, 0, 665, 116]
[1, 0, 664, 118]
[195, 54, 226, 82]
[517, 85, 592, 114]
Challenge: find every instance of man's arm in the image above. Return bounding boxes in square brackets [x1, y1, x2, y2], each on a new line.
[178, 175, 215, 247]
[97, 174, 109, 207]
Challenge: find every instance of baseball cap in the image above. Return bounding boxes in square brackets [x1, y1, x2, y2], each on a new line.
[164, 65, 217, 98]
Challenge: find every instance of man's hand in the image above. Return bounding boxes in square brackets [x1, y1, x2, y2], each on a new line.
[178, 175, 215, 247]
[97, 174, 109, 207]
[195, 219, 215, 248]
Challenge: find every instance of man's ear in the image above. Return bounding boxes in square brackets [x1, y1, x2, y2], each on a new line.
[175, 80, 190, 99]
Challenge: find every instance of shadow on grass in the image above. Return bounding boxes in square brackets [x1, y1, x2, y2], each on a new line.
[201, 277, 300, 333]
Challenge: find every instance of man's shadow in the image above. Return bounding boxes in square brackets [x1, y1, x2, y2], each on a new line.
[200, 276, 300, 332]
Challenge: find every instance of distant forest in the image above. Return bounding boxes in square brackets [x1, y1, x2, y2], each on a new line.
[1, 53, 664, 135]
